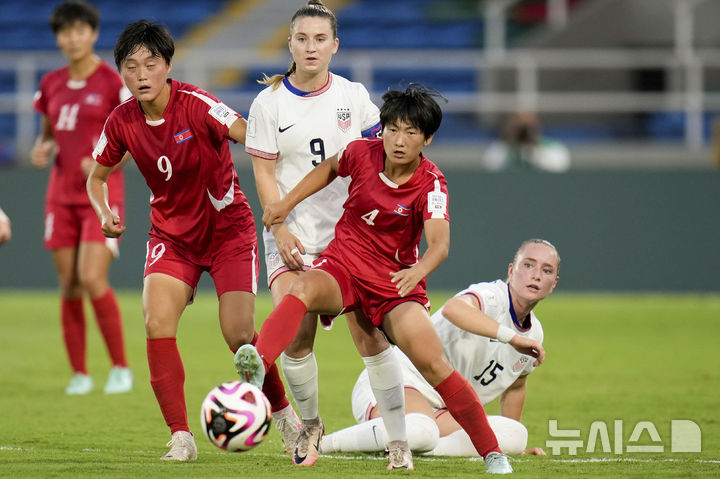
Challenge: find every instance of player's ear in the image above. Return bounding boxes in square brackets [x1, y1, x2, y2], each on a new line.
[167, 61, 173, 75]
[423, 133, 435, 147]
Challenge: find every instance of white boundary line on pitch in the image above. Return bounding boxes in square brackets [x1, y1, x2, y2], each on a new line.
[2, 446, 718, 464]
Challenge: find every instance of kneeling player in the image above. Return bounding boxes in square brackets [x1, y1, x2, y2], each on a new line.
[320, 239, 559, 456]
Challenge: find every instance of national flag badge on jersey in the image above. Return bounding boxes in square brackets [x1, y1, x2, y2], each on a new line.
[174, 129, 193, 144]
[394, 203, 411, 217]
[337, 108, 351, 132]
[85, 93, 102, 106]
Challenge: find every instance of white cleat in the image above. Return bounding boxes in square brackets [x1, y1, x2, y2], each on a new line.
[161, 430, 197, 461]
[65, 373, 93, 395]
[386, 439, 414, 470]
[485, 451, 514, 474]
[272, 405, 302, 454]
[103, 367, 133, 394]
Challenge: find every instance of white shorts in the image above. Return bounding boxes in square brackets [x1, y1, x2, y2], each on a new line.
[351, 352, 444, 423]
[262, 230, 320, 287]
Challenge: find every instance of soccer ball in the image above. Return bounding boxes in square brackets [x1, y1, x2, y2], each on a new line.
[200, 381, 272, 452]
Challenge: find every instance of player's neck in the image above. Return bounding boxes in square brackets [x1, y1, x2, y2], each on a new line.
[288, 70, 329, 93]
[140, 83, 171, 121]
[509, 286, 536, 322]
[382, 155, 421, 186]
[67, 54, 100, 81]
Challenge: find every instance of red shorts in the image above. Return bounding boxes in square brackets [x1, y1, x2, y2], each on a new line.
[311, 256, 430, 327]
[44, 202, 123, 256]
[144, 233, 258, 297]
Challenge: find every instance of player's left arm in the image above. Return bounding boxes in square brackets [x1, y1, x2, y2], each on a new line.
[443, 295, 545, 366]
[499, 375, 528, 421]
[228, 116, 248, 145]
[262, 154, 339, 230]
[390, 218, 449, 297]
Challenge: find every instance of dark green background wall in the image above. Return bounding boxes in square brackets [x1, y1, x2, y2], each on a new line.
[0, 166, 717, 292]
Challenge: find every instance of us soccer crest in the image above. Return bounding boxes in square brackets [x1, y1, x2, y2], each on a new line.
[337, 108, 351, 132]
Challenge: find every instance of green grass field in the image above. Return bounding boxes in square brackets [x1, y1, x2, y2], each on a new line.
[0, 290, 718, 478]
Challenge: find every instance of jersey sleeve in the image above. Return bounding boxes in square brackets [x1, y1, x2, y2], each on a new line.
[456, 282, 502, 322]
[245, 98, 278, 160]
[92, 114, 126, 167]
[419, 170, 449, 221]
[202, 96, 241, 144]
[336, 139, 361, 178]
[356, 84, 381, 138]
[33, 75, 48, 115]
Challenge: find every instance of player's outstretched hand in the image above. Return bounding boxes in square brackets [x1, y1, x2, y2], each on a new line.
[262, 200, 291, 231]
[521, 447, 547, 455]
[100, 212, 126, 238]
[509, 335, 545, 366]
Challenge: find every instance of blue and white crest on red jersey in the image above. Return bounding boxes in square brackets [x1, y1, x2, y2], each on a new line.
[174, 128, 193, 144]
[337, 108, 351, 132]
[393, 203, 411, 217]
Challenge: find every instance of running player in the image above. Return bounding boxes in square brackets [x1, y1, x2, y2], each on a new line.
[243, 0, 381, 461]
[235, 84, 516, 473]
[319, 239, 558, 457]
[87, 19, 294, 461]
[30, 0, 132, 396]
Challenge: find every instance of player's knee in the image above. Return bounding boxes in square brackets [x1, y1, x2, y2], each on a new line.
[414, 356, 453, 387]
[488, 415, 528, 454]
[406, 413, 440, 453]
[285, 276, 317, 304]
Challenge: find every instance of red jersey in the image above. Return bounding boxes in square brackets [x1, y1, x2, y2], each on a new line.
[322, 138, 449, 286]
[34, 61, 127, 206]
[93, 79, 255, 261]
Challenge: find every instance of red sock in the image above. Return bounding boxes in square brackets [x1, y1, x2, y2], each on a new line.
[435, 370, 501, 458]
[251, 333, 289, 412]
[255, 295, 307, 371]
[91, 289, 128, 367]
[61, 298, 87, 374]
[147, 338, 189, 434]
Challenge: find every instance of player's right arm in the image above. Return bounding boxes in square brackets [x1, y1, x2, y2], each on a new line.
[252, 155, 305, 269]
[87, 161, 126, 238]
[29, 116, 55, 169]
[262, 153, 339, 231]
[443, 295, 545, 366]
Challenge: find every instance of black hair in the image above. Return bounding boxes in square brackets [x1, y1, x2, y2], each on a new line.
[49, 1, 100, 34]
[114, 20, 174, 69]
[380, 83, 445, 139]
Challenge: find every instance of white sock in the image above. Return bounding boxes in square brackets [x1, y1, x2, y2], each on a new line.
[319, 413, 439, 453]
[363, 347, 406, 442]
[280, 351, 318, 420]
[427, 415, 528, 456]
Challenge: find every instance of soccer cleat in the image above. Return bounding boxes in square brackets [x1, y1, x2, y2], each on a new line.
[272, 406, 302, 454]
[103, 366, 133, 394]
[161, 431, 198, 461]
[65, 373, 93, 395]
[485, 452, 514, 474]
[386, 439, 414, 471]
[293, 417, 324, 466]
[233, 344, 266, 390]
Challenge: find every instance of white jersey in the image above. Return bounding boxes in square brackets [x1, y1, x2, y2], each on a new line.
[429, 279, 544, 404]
[352, 279, 544, 421]
[245, 73, 380, 254]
